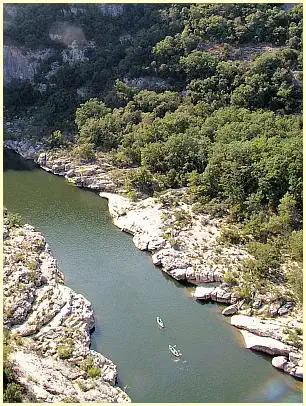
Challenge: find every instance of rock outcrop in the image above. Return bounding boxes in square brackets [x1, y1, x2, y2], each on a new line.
[4, 46, 53, 84]
[3, 217, 130, 402]
[239, 330, 292, 356]
[100, 191, 248, 289]
[232, 315, 303, 379]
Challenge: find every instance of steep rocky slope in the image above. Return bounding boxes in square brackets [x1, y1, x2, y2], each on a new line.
[3, 213, 131, 403]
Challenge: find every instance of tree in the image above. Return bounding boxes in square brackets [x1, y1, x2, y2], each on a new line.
[78, 114, 121, 151]
[180, 51, 220, 81]
[75, 98, 111, 130]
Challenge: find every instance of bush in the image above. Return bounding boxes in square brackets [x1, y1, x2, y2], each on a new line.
[3, 382, 23, 403]
[283, 327, 303, 349]
[219, 226, 244, 245]
[233, 283, 252, 301]
[222, 270, 239, 285]
[56, 345, 73, 359]
[87, 367, 101, 378]
[45, 130, 67, 149]
[4, 210, 23, 228]
[286, 263, 303, 304]
[244, 242, 281, 280]
[124, 167, 158, 196]
[287, 230, 303, 262]
[72, 143, 96, 161]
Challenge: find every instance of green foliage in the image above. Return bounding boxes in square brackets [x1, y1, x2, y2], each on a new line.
[286, 263, 303, 304]
[78, 114, 121, 151]
[283, 326, 303, 349]
[3, 329, 24, 403]
[72, 143, 95, 161]
[75, 99, 111, 131]
[287, 230, 303, 263]
[219, 226, 244, 245]
[45, 130, 66, 149]
[124, 167, 158, 196]
[80, 356, 101, 379]
[87, 367, 101, 378]
[3, 382, 24, 403]
[243, 242, 281, 280]
[105, 80, 138, 108]
[222, 270, 239, 285]
[4, 80, 40, 117]
[133, 90, 181, 117]
[56, 343, 73, 359]
[5, 4, 302, 134]
[180, 52, 220, 81]
[4, 210, 23, 228]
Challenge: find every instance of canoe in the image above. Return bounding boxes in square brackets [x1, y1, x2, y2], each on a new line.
[156, 316, 165, 328]
[169, 344, 181, 357]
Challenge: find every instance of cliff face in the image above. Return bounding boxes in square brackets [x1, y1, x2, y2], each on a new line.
[3, 215, 130, 402]
[4, 46, 53, 84]
[3, 4, 123, 85]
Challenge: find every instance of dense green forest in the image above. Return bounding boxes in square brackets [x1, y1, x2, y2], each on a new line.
[4, 4, 303, 304]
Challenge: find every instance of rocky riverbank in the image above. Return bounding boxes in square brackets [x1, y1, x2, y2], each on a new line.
[3, 212, 131, 402]
[4, 139, 303, 380]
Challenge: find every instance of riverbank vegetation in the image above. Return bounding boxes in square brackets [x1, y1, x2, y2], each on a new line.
[4, 4, 303, 306]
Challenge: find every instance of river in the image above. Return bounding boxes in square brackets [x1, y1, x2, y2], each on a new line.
[3, 149, 303, 403]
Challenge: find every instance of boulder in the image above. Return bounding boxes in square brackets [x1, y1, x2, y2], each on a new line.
[278, 307, 291, 316]
[294, 367, 303, 379]
[147, 237, 166, 252]
[185, 267, 196, 280]
[230, 290, 241, 304]
[239, 330, 292, 355]
[231, 315, 283, 340]
[168, 268, 187, 280]
[272, 356, 288, 370]
[252, 299, 262, 309]
[283, 361, 296, 374]
[133, 234, 149, 251]
[37, 152, 47, 166]
[222, 304, 238, 316]
[65, 169, 75, 178]
[193, 286, 215, 300]
[269, 301, 282, 317]
[289, 352, 302, 364]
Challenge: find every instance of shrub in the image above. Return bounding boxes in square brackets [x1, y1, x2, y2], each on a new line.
[72, 143, 96, 161]
[4, 211, 23, 228]
[286, 263, 303, 304]
[45, 130, 67, 149]
[287, 230, 303, 263]
[126, 190, 137, 201]
[56, 345, 73, 359]
[15, 252, 24, 263]
[124, 167, 158, 196]
[244, 242, 281, 280]
[233, 283, 252, 301]
[222, 270, 239, 285]
[283, 327, 303, 349]
[87, 367, 101, 378]
[3, 382, 23, 403]
[219, 226, 244, 245]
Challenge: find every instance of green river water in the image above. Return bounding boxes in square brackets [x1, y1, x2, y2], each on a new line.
[3, 149, 303, 403]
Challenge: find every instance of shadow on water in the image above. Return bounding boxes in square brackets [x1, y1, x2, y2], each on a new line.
[4, 149, 37, 171]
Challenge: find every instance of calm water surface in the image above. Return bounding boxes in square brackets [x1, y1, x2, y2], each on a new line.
[3, 149, 303, 403]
